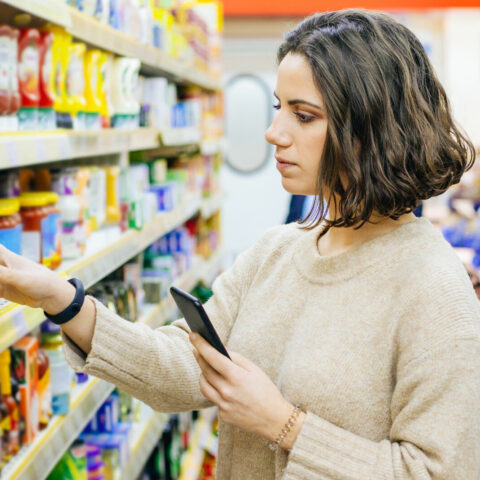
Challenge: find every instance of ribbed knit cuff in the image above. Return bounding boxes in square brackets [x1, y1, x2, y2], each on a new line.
[283, 412, 382, 479]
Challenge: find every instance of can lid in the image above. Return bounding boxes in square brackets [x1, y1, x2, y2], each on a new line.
[19, 192, 49, 207]
[0, 198, 20, 216]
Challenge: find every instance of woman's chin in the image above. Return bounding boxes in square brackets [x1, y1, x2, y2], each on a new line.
[280, 176, 315, 196]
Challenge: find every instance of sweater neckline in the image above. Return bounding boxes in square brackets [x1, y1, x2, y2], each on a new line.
[292, 216, 431, 284]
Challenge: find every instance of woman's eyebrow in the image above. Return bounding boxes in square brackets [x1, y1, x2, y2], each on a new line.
[273, 91, 324, 112]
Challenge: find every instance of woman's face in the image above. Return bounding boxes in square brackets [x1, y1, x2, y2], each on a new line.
[265, 53, 328, 196]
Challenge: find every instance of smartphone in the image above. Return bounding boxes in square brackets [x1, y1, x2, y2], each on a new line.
[170, 286, 231, 359]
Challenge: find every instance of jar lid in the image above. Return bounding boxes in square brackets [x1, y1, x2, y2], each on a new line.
[19, 192, 49, 207]
[0, 198, 20, 216]
[45, 191, 59, 204]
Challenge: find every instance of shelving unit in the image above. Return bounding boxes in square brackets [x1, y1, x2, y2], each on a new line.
[0, 193, 227, 353]
[0, 251, 224, 480]
[0, 1, 225, 478]
[0, 0, 220, 91]
[1, 377, 115, 480]
[0, 129, 224, 169]
[179, 408, 218, 480]
[124, 412, 170, 480]
[0, 128, 160, 169]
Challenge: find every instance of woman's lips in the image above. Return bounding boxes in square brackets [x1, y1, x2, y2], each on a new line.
[275, 155, 297, 172]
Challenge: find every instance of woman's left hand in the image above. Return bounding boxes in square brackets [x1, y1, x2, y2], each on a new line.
[189, 332, 300, 446]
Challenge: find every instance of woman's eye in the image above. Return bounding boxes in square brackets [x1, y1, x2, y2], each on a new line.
[273, 103, 281, 110]
[295, 112, 315, 123]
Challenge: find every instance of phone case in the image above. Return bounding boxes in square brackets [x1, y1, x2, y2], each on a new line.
[170, 286, 231, 359]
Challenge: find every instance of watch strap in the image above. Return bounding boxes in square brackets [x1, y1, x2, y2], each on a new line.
[44, 278, 85, 325]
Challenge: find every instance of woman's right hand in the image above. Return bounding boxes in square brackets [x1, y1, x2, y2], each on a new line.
[0, 245, 75, 314]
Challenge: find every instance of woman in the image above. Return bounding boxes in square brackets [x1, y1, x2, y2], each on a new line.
[0, 9, 479, 479]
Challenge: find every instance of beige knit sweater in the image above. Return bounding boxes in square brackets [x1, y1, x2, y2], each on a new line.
[63, 217, 480, 479]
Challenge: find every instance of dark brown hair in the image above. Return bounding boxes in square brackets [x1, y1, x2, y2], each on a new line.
[278, 9, 475, 233]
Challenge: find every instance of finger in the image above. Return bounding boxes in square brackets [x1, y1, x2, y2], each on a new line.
[229, 351, 256, 371]
[193, 348, 228, 389]
[190, 333, 237, 378]
[199, 373, 223, 405]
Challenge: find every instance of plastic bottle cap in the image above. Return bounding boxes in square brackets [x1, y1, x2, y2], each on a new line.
[19, 192, 49, 207]
[0, 198, 20, 216]
[45, 191, 59, 204]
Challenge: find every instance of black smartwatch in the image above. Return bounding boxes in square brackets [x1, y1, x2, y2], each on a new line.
[44, 278, 85, 325]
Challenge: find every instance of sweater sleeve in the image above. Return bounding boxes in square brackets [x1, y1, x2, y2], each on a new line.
[62, 257, 252, 412]
[282, 338, 480, 480]
[61, 225, 287, 412]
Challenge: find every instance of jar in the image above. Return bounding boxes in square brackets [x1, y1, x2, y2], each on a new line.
[19, 192, 49, 263]
[45, 192, 61, 269]
[0, 198, 21, 254]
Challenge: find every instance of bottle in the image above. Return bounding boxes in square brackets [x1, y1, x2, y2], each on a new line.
[0, 350, 20, 460]
[67, 42, 87, 130]
[37, 348, 51, 430]
[41, 332, 71, 416]
[105, 166, 121, 224]
[84, 49, 102, 130]
[8, 27, 20, 132]
[41, 25, 72, 128]
[38, 31, 55, 130]
[52, 168, 85, 260]
[0, 26, 14, 132]
[99, 51, 114, 128]
[17, 28, 40, 131]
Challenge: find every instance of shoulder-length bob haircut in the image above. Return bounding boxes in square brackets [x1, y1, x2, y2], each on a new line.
[278, 9, 475, 233]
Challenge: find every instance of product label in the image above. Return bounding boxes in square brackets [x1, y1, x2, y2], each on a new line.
[55, 61, 62, 98]
[62, 221, 82, 258]
[41, 215, 54, 263]
[0, 224, 22, 255]
[10, 40, 18, 93]
[19, 45, 39, 94]
[0, 37, 10, 90]
[21, 231, 40, 263]
[42, 46, 52, 91]
[66, 53, 85, 97]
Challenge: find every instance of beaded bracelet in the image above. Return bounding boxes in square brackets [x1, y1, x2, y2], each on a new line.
[268, 404, 301, 452]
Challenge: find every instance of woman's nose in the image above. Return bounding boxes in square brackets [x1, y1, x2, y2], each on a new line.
[265, 115, 291, 148]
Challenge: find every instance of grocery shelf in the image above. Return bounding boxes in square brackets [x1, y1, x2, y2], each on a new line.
[201, 192, 224, 219]
[61, 194, 203, 287]
[179, 409, 217, 480]
[1, 377, 114, 480]
[0, 129, 223, 169]
[0, 193, 205, 353]
[0, 248, 224, 480]
[124, 412, 170, 480]
[0, 128, 161, 169]
[3, 1, 220, 91]
[140, 250, 225, 329]
[68, 7, 220, 91]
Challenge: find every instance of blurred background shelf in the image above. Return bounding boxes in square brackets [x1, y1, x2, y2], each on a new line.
[0, 193, 207, 353]
[1, 377, 114, 480]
